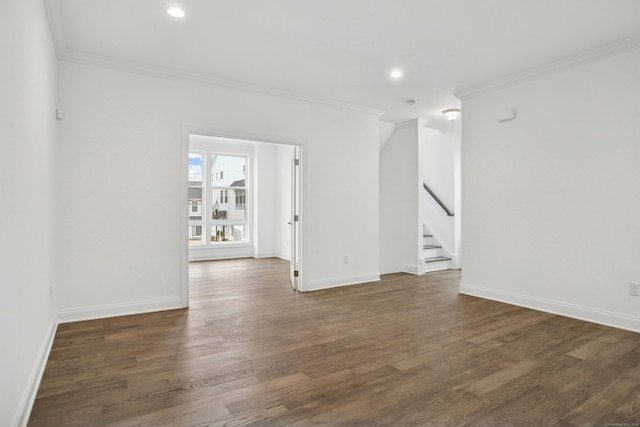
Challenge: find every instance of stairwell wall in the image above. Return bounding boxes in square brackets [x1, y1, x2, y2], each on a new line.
[421, 125, 460, 261]
[379, 119, 423, 274]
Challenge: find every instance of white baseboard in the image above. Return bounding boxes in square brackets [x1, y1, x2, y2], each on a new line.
[255, 252, 289, 259]
[57, 297, 185, 324]
[189, 246, 253, 261]
[459, 283, 640, 333]
[402, 264, 421, 275]
[275, 253, 290, 261]
[14, 316, 58, 427]
[17, 298, 184, 425]
[422, 263, 452, 273]
[306, 273, 380, 292]
[254, 252, 276, 258]
[257, 254, 290, 262]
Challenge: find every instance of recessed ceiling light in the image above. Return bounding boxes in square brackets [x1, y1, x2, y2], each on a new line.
[390, 70, 403, 79]
[167, 7, 185, 18]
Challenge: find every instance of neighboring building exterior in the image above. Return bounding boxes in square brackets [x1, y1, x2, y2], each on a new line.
[189, 154, 248, 244]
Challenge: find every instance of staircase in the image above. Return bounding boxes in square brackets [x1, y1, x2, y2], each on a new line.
[421, 225, 452, 272]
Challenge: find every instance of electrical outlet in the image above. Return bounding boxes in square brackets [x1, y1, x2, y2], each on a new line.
[630, 282, 640, 297]
[343, 255, 349, 264]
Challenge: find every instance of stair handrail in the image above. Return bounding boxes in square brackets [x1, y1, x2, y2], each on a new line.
[423, 182, 454, 217]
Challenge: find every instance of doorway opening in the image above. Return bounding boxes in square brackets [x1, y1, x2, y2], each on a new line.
[183, 133, 302, 304]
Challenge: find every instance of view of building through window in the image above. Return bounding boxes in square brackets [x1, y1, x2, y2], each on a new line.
[188, 151, 249, 245]
[188, 153, 203, 244]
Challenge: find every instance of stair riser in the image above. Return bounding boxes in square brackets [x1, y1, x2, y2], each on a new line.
[422, 248, 442, 257]
[422, 226, 450, 271]
[422, 260, 451, 272]
[422, 237, 435, 246]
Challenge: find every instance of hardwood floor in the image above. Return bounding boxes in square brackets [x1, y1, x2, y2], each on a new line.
[29, 258, 640, 426]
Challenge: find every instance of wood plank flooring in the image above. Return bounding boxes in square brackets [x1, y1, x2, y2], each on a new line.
[29, 258, 640, 426]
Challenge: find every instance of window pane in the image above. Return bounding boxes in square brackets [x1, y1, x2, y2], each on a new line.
[211, 155, 245, 186]
[189, 153, 203, 185]
[211, 225, 247, 243]
[211, 189, 246, 220]
[234, 188, 246, 211]
[188, 188, 202, 219]
[189, 224, 203, 245]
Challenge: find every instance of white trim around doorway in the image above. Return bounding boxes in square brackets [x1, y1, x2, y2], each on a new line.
[180, 125, 306, 304]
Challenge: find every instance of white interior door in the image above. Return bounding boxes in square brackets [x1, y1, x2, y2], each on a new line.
[289, 146, 300, 290]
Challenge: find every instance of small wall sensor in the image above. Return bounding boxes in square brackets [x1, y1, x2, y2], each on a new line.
[495, 108, 516, 122]
[56, 109, 64, 120]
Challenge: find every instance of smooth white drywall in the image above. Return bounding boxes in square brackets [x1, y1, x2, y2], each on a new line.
[379, 119, 422, 274]
[55, 60, 380, 312]
[421, 125, 459, 257]
[460, 49, 640, 331]
[254, 142, 295, 260]
[0, 0, 57, 424]
[379, 121, 395, 151]
[254, 142, 278, 258]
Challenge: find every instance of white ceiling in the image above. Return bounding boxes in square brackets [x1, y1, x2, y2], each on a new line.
[46, 0, 640, 125]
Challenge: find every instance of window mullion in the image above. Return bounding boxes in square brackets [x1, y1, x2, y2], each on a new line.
[204, 151, 211, 245]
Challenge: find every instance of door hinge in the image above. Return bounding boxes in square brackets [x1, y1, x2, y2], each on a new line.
[294, 270, 299, 277]
[294, 159, 300, 166]
[294, 214, 299, 222]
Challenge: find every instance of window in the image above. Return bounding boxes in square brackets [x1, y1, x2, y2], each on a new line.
[188, 153, 204, 244]
[211, 225, 246, 242]
[219, 189, 228, 204]
[188, 146, 250, 246]
[213, 163, 224, 181]
[210, 154, 247, 243]
[235, 189, 246, 210]
[189, 225, 202, 241]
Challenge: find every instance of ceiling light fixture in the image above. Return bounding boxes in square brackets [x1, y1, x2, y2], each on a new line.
[167, 7, 185, 18]
[390, 70, 403, 79]
[442, 108, 461, 123]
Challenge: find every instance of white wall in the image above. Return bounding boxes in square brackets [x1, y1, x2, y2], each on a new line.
[379, 121, 395, 151]
[55, 60, 380, 317]
[460, 48, 640, 332]
[379, 119, 423, 274]
[256, 142, 295, 261]
[0, 0, 58, 425]
[250, 142, 295, 260]
[421, 126, 459, 257]
[254, 142, 278, 258]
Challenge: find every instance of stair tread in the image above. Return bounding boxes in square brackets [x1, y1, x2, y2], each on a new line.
[423, 244, 442, 249]
[424, 256, 451, 263]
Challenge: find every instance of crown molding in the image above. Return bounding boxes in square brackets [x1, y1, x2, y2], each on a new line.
[58, 50, 384, 117]
[456, 34, 640, 100]
[42, 0, 66, 55]
[395, 117, 428, 130]
[42, 0, 383, 116]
